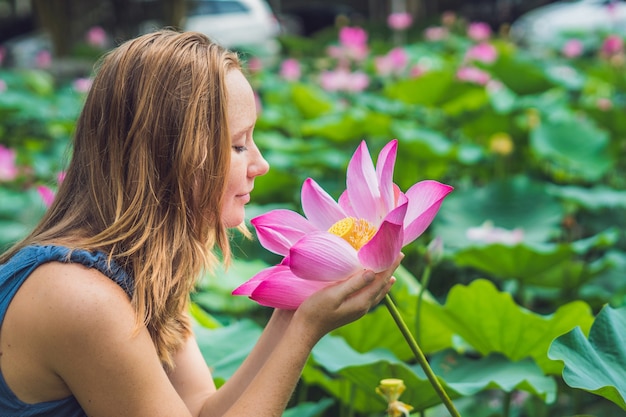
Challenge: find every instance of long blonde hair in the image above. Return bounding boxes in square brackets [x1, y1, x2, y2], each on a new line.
[1, 30, 241, 368]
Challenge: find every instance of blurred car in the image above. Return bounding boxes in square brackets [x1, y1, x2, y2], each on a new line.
[510, 0, 626, 48]
[183, 0, 281, 60]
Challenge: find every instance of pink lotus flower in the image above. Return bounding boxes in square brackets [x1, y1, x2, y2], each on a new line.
[424, 26, 449, 41]
[562, 39, 584, 58]
[467, 22, 492, 42]
[457, 66, 491, 85]
[465, 43, 498, 64]
[233, 140, 453, 309]
[73, 77, 93, 93]
[339, 26, 368, 49]
[0, 144, 18, 181]
[601, 34, 624, 56]
[387, 12, 413, 31]
[86, 26, 107, 48]
[36, 50, 51, 69]
[37, 185, 55, 208]
[374, 47, 409, 76]
[320, 68, 369, 92]
[279, 58, 301, 81]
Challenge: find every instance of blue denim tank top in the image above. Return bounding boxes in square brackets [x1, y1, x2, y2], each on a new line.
[0, 244, 133, 416]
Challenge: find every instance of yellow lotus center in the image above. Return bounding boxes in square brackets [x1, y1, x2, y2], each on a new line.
[328, 217, 377, 250]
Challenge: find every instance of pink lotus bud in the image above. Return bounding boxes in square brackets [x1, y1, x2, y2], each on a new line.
[37, 185, 55, 208]
[562, 39, 584, 58]
[339, 26, 368, 48]
[602, 34, 624, 56]
[247, 57, 263, 73]
[387, 12, 413, 31]
[424, 26, 449, 41]
[0, 145, 18, 181]
[36, 50, 52, 69]
[467, 22, 492, 42]
[279, 58, 301, 81]
[86, 26, 107, 48]
[456, 66, 491, 85]
[465, 43, 498, 63]
[73, 77, 93, 93]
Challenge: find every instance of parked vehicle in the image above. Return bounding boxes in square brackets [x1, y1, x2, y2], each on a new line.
[183, 0, 281, 60]
[510, 0, 626, 49]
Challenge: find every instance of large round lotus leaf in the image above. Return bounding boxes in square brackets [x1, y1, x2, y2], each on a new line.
[437, 279, 593, 374]
[549, 305, 626, 411]
[432, 175, 563, 250]
[306, 335, 556, 413]
[452, 229, 618, 286]
[530, 116, 614, 182]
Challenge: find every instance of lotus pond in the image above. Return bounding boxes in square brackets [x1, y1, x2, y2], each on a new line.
[1, 13, 626, 417]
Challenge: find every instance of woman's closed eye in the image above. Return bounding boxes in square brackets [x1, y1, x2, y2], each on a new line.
[232, 145, 248, 153]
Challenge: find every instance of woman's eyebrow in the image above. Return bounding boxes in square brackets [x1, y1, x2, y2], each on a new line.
[231, 123, 255, 139]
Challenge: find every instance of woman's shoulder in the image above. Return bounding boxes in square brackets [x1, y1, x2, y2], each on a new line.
[12, 259, 136, 341]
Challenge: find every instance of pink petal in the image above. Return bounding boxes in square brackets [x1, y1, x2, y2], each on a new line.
[338, 189, 353, 214]
[231, 264, 286, 296]
[289, 231, 361, 282]
[251, 273, 330, 309]
[251, 209, 318, 256]
[346, 141, 380, 223]
[301, 178, 346, 230]
[403, 180, 454, 245]
[376, 140, 398, 213]
[358, 201, 406, 271]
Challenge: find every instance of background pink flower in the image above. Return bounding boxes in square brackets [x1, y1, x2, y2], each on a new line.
[387, 12, 413, 31]
[602, 34, 624, 56]
[320, 69, 369, 92]
[374, 47, 408, 76]
[279, 58, 301, 81]
[0, 144, 18, 181]
[562, 39, 584, 58]
[467, 22, 492, 42]
[424, 26, 449, 41]
[456, 67, 491, 85]
[37, 185, 55, 208]
[36, 50, 51, 69]
[73, 77, 93, 93]
[86, 26, 107, 48]
[465, 43, 498, 63]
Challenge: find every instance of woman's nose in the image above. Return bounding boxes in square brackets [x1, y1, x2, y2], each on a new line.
[250, 149, 270, 178]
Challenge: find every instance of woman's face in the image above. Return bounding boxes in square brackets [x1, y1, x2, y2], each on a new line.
[222, 70, 269, 227]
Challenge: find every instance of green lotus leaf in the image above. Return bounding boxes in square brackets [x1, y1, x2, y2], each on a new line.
[306, 335, 556, 413]
[548, 305, 626, 411]
[290, 83, 333, 119]
[433, 175, 563, 249]
[383, 69, 455, 106]
[437, 279, 594, 374]
[530, 116, 614, 182]
[283, 399, 334, 417]
[333, 265, 454, 358]
[547, 184, 626, 210]
[194, 319, 262, 386]
[452, 228, 619, 287]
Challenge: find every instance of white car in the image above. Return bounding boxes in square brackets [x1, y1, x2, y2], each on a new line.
[183, 0, 281, 60]
[510, 0, 626, 48]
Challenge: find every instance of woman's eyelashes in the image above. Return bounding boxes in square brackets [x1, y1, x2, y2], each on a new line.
[232, 145, 248, 153]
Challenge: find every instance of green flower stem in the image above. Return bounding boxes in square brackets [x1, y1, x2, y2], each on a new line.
[384, 295, 461, 417]
[415, 264, 431, 346]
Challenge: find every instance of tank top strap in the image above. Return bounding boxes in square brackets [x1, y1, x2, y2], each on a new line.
[4, 244, 134, 298]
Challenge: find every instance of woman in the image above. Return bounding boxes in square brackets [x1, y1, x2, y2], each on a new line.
[0, 30, 399, 416]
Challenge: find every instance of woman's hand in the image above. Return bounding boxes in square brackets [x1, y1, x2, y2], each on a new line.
[293, 253, 404, 344]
